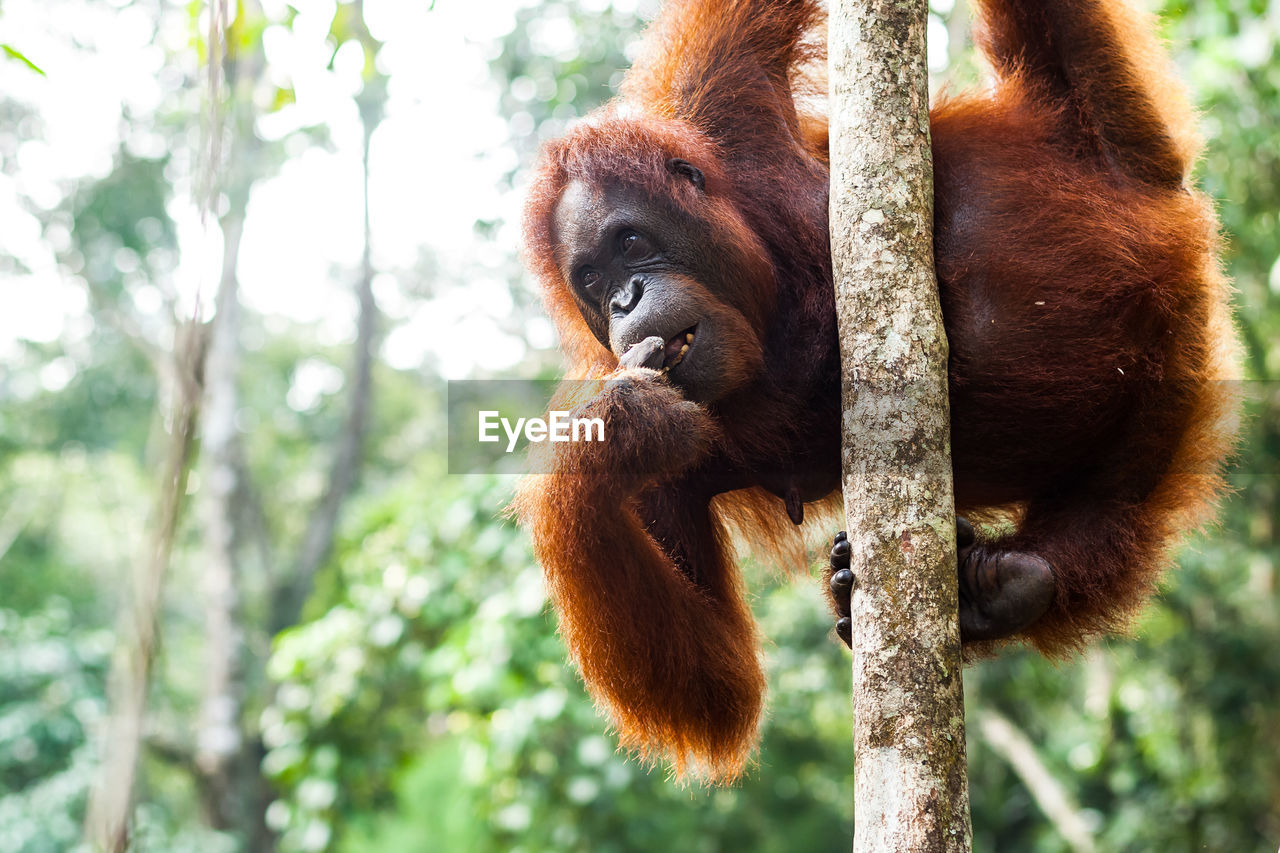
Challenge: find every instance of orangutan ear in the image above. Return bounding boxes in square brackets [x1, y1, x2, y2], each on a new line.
[666, 158, 706, 191]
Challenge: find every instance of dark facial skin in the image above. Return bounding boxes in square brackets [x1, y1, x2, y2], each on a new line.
[551, 172, 768, 404]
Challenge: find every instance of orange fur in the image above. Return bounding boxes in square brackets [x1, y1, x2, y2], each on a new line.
[515, 0, 1240, 781]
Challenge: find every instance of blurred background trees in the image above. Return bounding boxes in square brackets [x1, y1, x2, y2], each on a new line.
[0, 0, 1276, 850]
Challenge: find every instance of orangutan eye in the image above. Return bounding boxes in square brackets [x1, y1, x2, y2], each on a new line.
[619, 231, 652, 259]
[579, 269, 601, 290]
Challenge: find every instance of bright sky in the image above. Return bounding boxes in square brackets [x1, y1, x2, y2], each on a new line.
[0, 0, 579, 380]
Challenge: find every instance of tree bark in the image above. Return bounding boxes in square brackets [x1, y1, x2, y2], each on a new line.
[828, 1, 973, 851]
[196, 211, 247, 806]
[195, 208, 275, 850]
[85, 322, 204, 853]
[190, 6, 278, 844]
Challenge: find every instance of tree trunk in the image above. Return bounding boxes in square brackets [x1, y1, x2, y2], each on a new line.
[827, 1, 973, 851]
[189, 5, 278, 844]
[195, 209, 275, 850]
[84, 323, 204, 853]
[195, 211, 248, 816]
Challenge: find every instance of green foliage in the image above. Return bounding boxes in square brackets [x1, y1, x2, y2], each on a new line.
[968, 504, 1280, 851]
[66, 149, 178, 304]
[265, 468, 856, 852]
[2, 336, 157, 457]
[488, 0, 647, 179]
[0, 604, 107, 852]
[265, 443, 1280, 852]
[0, 450, 150, 620]
[1161, 0, 1280, 382]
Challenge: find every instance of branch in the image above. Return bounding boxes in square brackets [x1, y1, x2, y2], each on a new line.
[84, 320, 204, 853]
[144, 731, 196, 770]
[829, 0, 971, 849]
[0, 501, 36, 565]
[976, 710, 1097, 853]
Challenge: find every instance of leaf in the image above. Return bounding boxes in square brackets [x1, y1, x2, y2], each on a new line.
[271, 85, 297, 112]
[2, 44, 46, 75]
